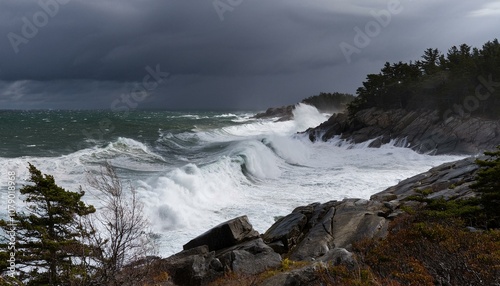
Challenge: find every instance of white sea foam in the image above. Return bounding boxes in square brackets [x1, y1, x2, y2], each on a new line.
[79, 137, 166, 167]
[291, 103, 330, 131]
[193, 103, 329, 142]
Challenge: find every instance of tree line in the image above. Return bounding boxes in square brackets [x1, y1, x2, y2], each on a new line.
[348, 39, 500, 118]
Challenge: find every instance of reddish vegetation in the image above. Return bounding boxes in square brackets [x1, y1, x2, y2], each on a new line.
[353, 212, 500, 286]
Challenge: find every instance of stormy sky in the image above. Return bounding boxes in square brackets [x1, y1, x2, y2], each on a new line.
[0, 0, 499, 110]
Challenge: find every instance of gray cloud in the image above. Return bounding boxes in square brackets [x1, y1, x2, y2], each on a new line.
[0, 0, 499, 109]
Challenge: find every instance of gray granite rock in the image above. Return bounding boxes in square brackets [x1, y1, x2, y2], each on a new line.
[183, 215, 259, 252]
[217, 238, 282, 275]
[262, 212, 308, 254]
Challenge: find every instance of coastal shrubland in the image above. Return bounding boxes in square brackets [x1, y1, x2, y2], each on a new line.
[351, 211, 500, 285]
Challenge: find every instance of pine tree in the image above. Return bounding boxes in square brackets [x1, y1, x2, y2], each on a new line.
[420, 48, 441, 75]
[472, 146, 500, 228]
[0, 163, 95, 285]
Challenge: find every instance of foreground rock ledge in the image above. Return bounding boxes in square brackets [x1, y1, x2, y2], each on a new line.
[159, 156, 481, 286]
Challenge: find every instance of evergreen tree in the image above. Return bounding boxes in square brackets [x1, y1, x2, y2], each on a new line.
[419, 48, 441, 75]
[0, 163, 95, 285]
[472, 146, 500, 228]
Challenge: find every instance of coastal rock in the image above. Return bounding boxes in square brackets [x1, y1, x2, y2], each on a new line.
[217, 238, 282, 275]
[263, 199, 389, 262]
[317, 247, 357, 268]
[263, 212, 308, 254]
[183, 215, 259, 252]
[164, 217, 278, 285]
[160, 245, 222, 286]
[260, 263, 329, 286]
[289, 207, 336, 260]
[253, 105, 295, 121]
[371, 156, 481, 202]
[306, 108, 500, 155]
[329, 200, 388, 250]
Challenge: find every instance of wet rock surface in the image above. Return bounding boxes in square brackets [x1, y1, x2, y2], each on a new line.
[253, 105, 295, 121]
[183, 215, 259, 252]
[306, 108, 500, 155]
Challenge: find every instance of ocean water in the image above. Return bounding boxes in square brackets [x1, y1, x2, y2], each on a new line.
[0, 104, 464, 256]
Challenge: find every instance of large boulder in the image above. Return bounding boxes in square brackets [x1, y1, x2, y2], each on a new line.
[289, 207, 336, 260]
[217, 238, 282, 275]
[263, 199, 389, 262]
[329, 199, 388, 250]
[287, 199, 388, 261]
[164, 217, 277, 285]
[253, 105, 294, 121]
[263, 201, 342, 261]
[262, 212, 308, 254]
[161, 245, 223, 286]
[183, 216, 259, 252]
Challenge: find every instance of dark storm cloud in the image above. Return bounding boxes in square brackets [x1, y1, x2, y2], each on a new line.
[0, 0, 499, 109]
[0, 0, 343, 80]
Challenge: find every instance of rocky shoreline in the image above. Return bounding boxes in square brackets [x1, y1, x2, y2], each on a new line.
[306, 108, 500, 155]
[152, 156, 483, 285]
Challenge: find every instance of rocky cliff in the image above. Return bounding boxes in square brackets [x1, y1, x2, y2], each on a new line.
[147, 156, 489, 286]
[306, 108, 500, 155]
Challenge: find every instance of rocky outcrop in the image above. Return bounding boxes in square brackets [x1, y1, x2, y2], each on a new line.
[306, 108, 500, 154]
[160, 156, 482, 285]
[183, 216, 259, 252]
[159, 245, 222, 286]
[217, 238, 282, 275]
[253, 105, 295, 121]
[162, 216, 280, 285]
[253, 93, 354, 120]
[371, 156, 482, 203]
[262, 199, 388, 262]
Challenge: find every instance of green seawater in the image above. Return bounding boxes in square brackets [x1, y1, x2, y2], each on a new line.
[0, 110, 252, 158]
